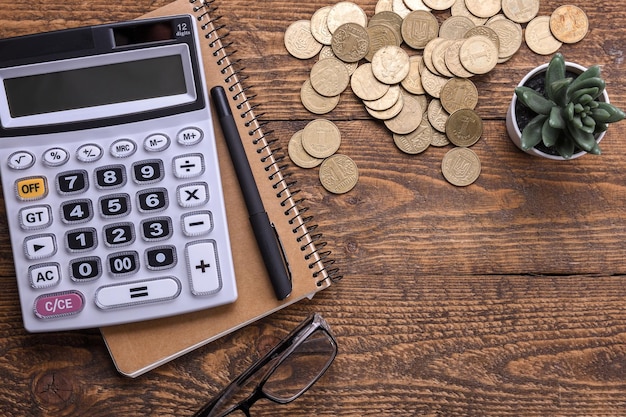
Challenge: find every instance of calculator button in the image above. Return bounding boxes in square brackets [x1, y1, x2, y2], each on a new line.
[110, 139, 137, 158]
[69, 256, 101, 281]
[186, 240, 222, 295]
[145, 246, 177, 270]
[43, 147, 69, 167]
[177, 182, 209, 208]
[60, 199, 93, 224]
[76, 144, 103, 163]
[65, 227, 98, 252]
[107, 251, 140, 277]
[34, 290, 84, 319]
[103, 222, 135, 247]
[56, 170, 89, 195]
[144, 134, 170, 152]
[8, 151, 35, 170]
[29, 263, 61, 289]
[24, 234, 57, 259]
[19, 205, 52, 230]
[95, 165, 126, 189]
[136, 188, 169, 213]
[182, 211, 213, 236]
[140, 216, 172, 241]
[177, 127, 203, 146]
[99, 193, 131, 218]
[132, 159, 164, 184]
[173, 154, 204, 178]
[94, 277, 181, 310]
[16, 176, 47, 200]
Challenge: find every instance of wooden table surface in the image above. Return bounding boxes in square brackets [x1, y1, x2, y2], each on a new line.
[1, 0, 626, 415]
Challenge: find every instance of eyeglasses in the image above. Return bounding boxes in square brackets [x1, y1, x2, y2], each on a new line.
[192, 313, 338, 417]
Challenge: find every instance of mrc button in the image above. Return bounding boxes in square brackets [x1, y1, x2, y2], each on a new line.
[16, 176, 47, 200]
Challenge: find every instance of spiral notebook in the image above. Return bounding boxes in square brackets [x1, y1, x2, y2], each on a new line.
[100, 0, 340, 377]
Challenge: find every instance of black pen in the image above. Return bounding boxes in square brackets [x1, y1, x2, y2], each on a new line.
[210, 85, 292, 300]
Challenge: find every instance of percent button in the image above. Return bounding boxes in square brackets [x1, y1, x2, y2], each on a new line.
[43, 147, 69, 167]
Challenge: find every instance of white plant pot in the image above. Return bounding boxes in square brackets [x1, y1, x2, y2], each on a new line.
[505, 61, 609, 160]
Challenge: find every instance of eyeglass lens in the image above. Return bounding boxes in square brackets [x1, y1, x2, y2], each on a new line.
[207, 328, 336, 416]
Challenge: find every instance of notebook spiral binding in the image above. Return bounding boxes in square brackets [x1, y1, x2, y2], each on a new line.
[189, 0, 342, 285]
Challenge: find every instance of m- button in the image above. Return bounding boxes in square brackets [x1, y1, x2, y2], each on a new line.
[16, 177, 47, 200]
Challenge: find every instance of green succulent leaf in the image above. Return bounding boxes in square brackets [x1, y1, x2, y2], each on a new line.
[515, 86, 555, 115]
[548, 78, 573, 106]
[545, 53, 566, 100]
[541, 116, 560, 148]
[567, 77, 606, 101]
[548, 106, 566, 129]
[567, 64, 601, 92]
[595, 122, 609, 134]
[565, 102, 575, 121]
[556, 136, 576, 159]
[594, 102, 626, 123]
[567, 123, 598, 153]
[521, 114, 547, 150]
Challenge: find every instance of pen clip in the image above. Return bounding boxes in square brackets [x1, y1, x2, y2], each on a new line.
[271, 221, 292, 283]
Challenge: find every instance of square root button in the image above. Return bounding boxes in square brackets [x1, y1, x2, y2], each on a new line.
[186, 240, 222, 295]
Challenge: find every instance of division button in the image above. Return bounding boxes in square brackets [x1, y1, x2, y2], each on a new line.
[173, 154, 204, 178]
[94, 277, 181, 309]
[34, 290, 84, 319]
[186, 240, 222, 295]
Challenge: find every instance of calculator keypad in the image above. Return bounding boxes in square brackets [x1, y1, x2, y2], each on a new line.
[4, 125, 237, 332]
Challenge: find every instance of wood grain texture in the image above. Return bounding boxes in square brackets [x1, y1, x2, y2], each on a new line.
[1, 0, 626, 415]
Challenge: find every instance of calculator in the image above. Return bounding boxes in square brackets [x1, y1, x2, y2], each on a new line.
[0, 15, 237, 332]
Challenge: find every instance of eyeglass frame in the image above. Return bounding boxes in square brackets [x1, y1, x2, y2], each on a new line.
[192, 313, 338, 417]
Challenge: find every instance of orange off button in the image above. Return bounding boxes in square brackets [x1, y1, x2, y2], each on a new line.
[16, 177, 47, 200]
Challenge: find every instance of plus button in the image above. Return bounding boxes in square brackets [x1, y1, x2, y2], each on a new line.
[195, 260, 211, 273]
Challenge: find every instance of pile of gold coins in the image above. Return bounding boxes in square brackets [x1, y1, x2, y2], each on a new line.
[284, 0, 589, 190]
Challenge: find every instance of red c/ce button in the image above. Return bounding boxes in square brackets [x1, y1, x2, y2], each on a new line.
[34, 291, 84, 319]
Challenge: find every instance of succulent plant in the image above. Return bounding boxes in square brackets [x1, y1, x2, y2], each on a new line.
[514, 53, 625, 159]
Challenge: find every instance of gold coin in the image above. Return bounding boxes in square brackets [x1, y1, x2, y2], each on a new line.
[486, 17, 523, 59]
[332, 23, 370, 63]
[404, 0, 432, 11]
[351, 63, 390, 101]
[376, 0, 394, 13]
[401, 10, 439, 49]
[421, 66, 449, 98]
[365, 92, 404, 120]
[550, 5, 589, 44]
[310, 6, 333, 45]
[371, 45, 411, 85]
[432, 39, 455, 78]
[444, 39, 475, 78]
[423, 0, 455, 10]
[392, 0, 413, 18]
[440, 78, 478, 114]
[423, 37, 447, 75]
[445, 108, 483, 147]
[441, 147, 481, 186]
[451, 0, 488, 25]
[401, 55, 426, 95]
[439, 16, 476, 39]
[363, 85, 402, 111]
[525, 16, 562, 56]
[501, 0, 539, 23]
[369, 11, 403, 37]
[302, 119, 342, 158]
[427, 98, 449, 133]
[310, 58, 350, 97]
[319, 154, 359, 194]
[393, 117, 433, 154]
[430, 129, 450, 147]
[327, 1, 368, 33]
[288, 130, 324, 168]
[384, 94, 423, 135]
[284, 20, 323, 60]
[459, 35, 499, 75]
[300, 78, 341, 115]
[464, 0, 502, 19]
[366, 24, 402, 62]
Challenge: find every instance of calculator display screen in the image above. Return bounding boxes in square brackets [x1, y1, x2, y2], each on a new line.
[4, 55, 187, 118]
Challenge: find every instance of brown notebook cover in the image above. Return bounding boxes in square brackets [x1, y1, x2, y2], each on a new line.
[100, 0, 338, 377]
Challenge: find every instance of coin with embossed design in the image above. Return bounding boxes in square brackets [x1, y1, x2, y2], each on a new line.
[302, 119, 342, 158]
[459, 35, 498, 75]
[310, 58, 350, 97]
[393, 118, 433, 154]
[442, 147, 481, 186]
[501, 0, 539, 23]
[439, 16, 475, 39]
[319, 154, 359, 194]
[351, 63, 390, 101]
[384, 94, 423, 135]
[401, 55, 426, 94]
[310, 6, 333, 45]
[371, 45, 411, 85]
[288, 130, 324, 169]
[440, 78, 478, 114]
[300, 78, 340, 115]
[327, 1, 368, 33]
[332, 23, 370, 63]
[464, 0, 501, 18]
[401, 10, 439, 49]
[284, 20, 323, 59]
[445, 108, 483, 147]
[550, 5, 589, 44]
[525, 16, 562, 55]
